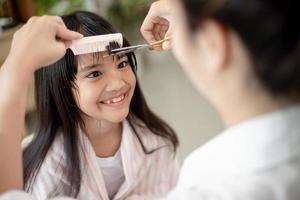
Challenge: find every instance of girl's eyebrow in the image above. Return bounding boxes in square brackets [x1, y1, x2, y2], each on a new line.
[113, 53, 127, 61]
[78, 63, 102, 73]
[78, 54, 128, 73]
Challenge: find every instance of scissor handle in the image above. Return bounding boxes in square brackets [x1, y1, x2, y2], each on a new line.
[150, 35, 173, 48]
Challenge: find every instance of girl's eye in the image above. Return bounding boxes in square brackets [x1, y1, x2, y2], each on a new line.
[118, 61, 129, 69]
[86, 71, 102, 78]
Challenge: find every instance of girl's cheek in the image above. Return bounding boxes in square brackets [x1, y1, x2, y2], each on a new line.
[126, 68, 136, 85]
[132, 74, 137, 87]
[82, 87, 97, 100]
[85, 83, 105, 99]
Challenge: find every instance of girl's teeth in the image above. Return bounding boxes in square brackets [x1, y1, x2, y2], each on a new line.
[104, 95, 124, 104]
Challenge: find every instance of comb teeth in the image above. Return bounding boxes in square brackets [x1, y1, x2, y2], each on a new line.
[69, 33, 123, 55]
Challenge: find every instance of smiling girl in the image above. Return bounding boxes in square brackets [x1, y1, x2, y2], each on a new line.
[22, 11, 179, 200]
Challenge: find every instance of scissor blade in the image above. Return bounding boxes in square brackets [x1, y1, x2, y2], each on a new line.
[110, 44, 149, 54]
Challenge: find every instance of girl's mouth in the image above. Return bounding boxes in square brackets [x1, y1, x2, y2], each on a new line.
[100, 93, 127, 107]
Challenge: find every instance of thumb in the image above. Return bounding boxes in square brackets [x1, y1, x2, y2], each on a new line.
[56, 25, 83, 41]
[42, 42, 67, 66]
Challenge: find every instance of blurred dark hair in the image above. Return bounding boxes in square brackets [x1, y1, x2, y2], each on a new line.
[181, 0, 300, 97]
[23, 11, 178, 198]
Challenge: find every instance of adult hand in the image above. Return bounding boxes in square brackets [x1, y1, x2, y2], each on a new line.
[141, 0, 173, 51]
[7, 15, 82, 72]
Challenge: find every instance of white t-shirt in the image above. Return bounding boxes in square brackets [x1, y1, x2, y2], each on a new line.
[96, 149, 125, 199]
[165, 104, 300, 200]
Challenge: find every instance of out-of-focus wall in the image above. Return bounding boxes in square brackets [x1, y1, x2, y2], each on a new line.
[136, 51, 224, 161]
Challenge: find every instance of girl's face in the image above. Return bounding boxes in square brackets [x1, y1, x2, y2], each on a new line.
[74, 53, 136, 124]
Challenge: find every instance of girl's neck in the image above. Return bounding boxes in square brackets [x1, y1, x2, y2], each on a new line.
[82, 118, 123, 157]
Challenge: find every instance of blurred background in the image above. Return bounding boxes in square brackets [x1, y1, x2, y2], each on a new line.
[0, 0, 223, 161]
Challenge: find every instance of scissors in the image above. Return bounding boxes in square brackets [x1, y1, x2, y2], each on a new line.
[108, 35, 172, 55]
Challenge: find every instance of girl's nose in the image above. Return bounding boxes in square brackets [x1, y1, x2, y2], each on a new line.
[105, 76, 126, 92]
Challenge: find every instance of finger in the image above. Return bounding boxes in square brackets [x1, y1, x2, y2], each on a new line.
[45, 16, 69, 31]
[46, 42, 68, 65]
[51, 16, 67, 29]
[159, 29, 167, 39]
[141, 30, 157, 44]
[142, 17, 169, 41]
[141, 19, 157, 44]
[152, 16, 169, 25]
[161, 23, 169, 32]
[140, 1, 171, 46]
[54, 41, 68, 54]
[141, 6, 167, 43]
[49, 16, 64, 24]
[152, 17, 170, 38]
[26, 16, 38, 25]
[153, 24, 162, 41]
[141, 5, 156, 42]
[55, 25, 83, 41]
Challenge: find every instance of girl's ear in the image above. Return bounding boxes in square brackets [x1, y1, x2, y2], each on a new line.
[194, 19, 230, 74]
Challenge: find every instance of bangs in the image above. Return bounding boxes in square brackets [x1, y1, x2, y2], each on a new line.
[61, 11, 137, 73]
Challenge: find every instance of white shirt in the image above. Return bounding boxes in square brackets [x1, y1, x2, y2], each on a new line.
[165, 104, 300, 200]
[97, 149, 125, 199]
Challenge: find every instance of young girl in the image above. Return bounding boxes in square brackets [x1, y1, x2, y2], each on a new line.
[22, 11, 179, 200]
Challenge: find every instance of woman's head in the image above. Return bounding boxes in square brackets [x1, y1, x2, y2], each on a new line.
[23, 11, 178, 197]
[173, 0, 300, 101]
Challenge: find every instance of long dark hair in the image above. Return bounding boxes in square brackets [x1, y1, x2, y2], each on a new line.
[181, 0, 300, 97]
[23, 11, 178, 197]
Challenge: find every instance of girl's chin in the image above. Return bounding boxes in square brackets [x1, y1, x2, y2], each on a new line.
[99, 111, 129, 124]
[111, 113, 129, 123]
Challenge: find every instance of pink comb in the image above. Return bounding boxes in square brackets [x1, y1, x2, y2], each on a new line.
[69, 33, 123, 55]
